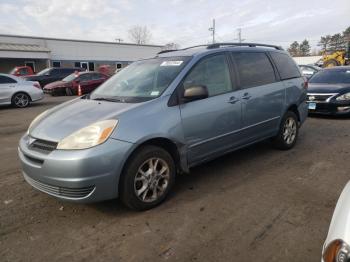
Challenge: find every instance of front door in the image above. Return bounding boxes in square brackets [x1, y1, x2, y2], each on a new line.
[179, 53, 242, 165]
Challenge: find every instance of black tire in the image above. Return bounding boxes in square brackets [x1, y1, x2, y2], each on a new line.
[272, 111, 299, 150]
[65, 87, 73, 96]
[11, 92, 30, 108]
[323, 59, 339, 68]
[119, 145, 176, 211]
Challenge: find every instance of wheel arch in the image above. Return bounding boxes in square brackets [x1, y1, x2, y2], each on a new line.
[11, 91, 32, 102]
[286, 104, 300, 123]
[120, 137, 188, 180]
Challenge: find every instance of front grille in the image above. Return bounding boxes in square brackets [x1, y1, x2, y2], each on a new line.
[307, 94, 337, 102]
[24, 174, 95, 199]
[29, 139, 57, 153]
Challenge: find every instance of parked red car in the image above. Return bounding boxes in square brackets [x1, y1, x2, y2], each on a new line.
[10, 66, 35, 77]
[43, 72, 109, 96]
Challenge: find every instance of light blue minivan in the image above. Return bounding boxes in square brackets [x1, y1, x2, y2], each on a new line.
[18, 43, 308, 210]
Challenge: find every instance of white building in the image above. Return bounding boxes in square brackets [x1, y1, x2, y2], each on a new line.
[293, 56, 323, 65]
[0, 34, 163, 73]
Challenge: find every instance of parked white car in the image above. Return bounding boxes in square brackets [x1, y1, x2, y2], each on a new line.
[322, 181, 350, 262]
[0, 73, 44, 108]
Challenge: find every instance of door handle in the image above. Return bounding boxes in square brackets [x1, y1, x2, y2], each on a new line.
[228, 96, 239, 104]
[242, 93, 251, 100]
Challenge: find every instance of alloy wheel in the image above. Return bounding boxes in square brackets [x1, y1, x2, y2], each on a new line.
[14, 93, 29, 108]
[283, 117, 297, 145]
[134, 158, 170, 203]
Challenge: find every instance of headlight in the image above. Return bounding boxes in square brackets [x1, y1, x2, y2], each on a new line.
[336, 93, 350, 101]
[57, 119, 118, 150]
[323, 239, 350, 262]
[27, 110, 50, 134]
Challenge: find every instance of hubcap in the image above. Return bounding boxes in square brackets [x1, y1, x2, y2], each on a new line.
[134, 158, 170, 203]
[283, 117, 297, 145]
[14, 94, 29, 107]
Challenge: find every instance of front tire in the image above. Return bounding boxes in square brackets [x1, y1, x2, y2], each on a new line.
[272, 111, 299, 150]
[11, 92, 30, 108]
[119, 146, 176, 211]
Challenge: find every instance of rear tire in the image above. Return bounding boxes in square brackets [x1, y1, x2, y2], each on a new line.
[11, 92, 30, 108]
[323, 59, 339, 68]
[272, 111, 299, 150]
[119, 146, 176, 211]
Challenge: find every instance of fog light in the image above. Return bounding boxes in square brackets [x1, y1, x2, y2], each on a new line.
[337, 106, 350, 112]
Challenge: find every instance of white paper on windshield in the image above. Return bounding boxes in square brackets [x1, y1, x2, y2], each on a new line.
[160, 61, 183, 66]
[150, 91, 160, 96]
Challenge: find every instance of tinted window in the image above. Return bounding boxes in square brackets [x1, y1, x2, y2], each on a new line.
[0, 75, 17, 84]
[232, 52, 276, 89]
[50, 69, 60, 76]
[79, 74, 93, 81]
[183, 54, 232, 97]
[270, 52, 301, 80]
[309, 70, 350, 84]
[92, 73, 104, 80]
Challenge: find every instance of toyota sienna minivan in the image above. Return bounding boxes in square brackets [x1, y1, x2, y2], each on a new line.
[18, 43, 308, 210]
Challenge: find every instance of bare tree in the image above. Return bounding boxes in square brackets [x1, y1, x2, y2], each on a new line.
[128, 26, 152, 45]
[163, 42, 180, 50]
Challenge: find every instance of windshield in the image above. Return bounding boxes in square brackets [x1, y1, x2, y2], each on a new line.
[310, 69, 350, 84]
[63, 73, 78, 82]
[90, 57, 190, 102]
[37, 68, 51, 76]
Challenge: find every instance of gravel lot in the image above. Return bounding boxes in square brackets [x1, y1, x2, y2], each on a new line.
[1, 95, 349, 262]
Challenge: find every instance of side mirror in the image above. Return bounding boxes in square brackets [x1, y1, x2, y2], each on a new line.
[182, 85, 209, 102]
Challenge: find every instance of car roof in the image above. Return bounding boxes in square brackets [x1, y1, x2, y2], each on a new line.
[157, 42, 285, 58]
[323, 66, 350, 71]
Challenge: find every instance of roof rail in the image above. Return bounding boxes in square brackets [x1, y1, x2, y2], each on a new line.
[207, 42, 284, 50]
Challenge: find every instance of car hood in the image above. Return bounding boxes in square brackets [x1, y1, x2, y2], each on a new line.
[308, 83, 350, 94]
[44, 81, 70, 89]
[29, 98, 140, 142]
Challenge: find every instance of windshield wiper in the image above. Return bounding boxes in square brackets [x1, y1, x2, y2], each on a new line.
[92, 97, 124, 102]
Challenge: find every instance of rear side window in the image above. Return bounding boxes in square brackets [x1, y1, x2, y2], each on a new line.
[232, 52, 276, 89]
[0, 76, 17, 84]
[270, 52, 301, 80]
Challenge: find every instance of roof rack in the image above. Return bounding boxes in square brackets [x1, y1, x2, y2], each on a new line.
[207, 42, 283, 50]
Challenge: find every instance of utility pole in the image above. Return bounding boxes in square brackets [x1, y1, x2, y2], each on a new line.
[236, 28, 245, 43]
[115, 38, 123, 43]
[208, 19, 215, 44]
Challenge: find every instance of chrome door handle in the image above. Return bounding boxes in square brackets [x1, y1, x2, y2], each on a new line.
[228, 96, 239, 104]
[242, 93, 251, 100]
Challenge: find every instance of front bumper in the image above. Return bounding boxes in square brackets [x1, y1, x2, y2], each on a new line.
[18, 134, 134, 203]
[307, 101, 350, 115]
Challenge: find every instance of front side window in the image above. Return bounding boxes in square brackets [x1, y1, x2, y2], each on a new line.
[270, 52, 301, 80]
[91, 57, 190, 102]
[183, 54, 232, 97]
[232, 52, 276, 89]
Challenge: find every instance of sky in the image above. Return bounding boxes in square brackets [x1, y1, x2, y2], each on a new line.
[0, 0, 349, 49]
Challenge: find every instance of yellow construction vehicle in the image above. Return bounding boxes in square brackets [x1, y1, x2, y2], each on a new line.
[322, 42, 350, 67]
